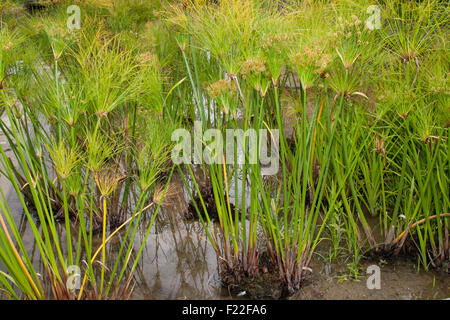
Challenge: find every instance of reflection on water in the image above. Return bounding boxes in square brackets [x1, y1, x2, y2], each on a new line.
[2, 174, 448, 300]
[0, 121, 448, 300]
[131, 212, 223, 299]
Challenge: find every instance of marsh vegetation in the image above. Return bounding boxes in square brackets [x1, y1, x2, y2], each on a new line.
[0, 0, 448, 299]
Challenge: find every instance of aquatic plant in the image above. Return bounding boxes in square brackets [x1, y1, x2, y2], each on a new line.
[0, 0, 448, 300]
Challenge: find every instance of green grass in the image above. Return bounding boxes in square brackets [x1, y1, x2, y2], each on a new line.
[0, 0, 448, 299]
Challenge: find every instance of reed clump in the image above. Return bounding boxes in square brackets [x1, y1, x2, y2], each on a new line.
[168, 0, 449, 294]
[0, 0, 448, 299]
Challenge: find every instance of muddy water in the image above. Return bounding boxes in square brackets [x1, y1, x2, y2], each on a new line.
[1, 185, 448, 299]
[0, 118, 448, 299]
[294, 258, 449, 300]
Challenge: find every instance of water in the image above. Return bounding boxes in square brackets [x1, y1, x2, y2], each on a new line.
[0, 112, 448, 300]
[1, 180, 448, 300]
